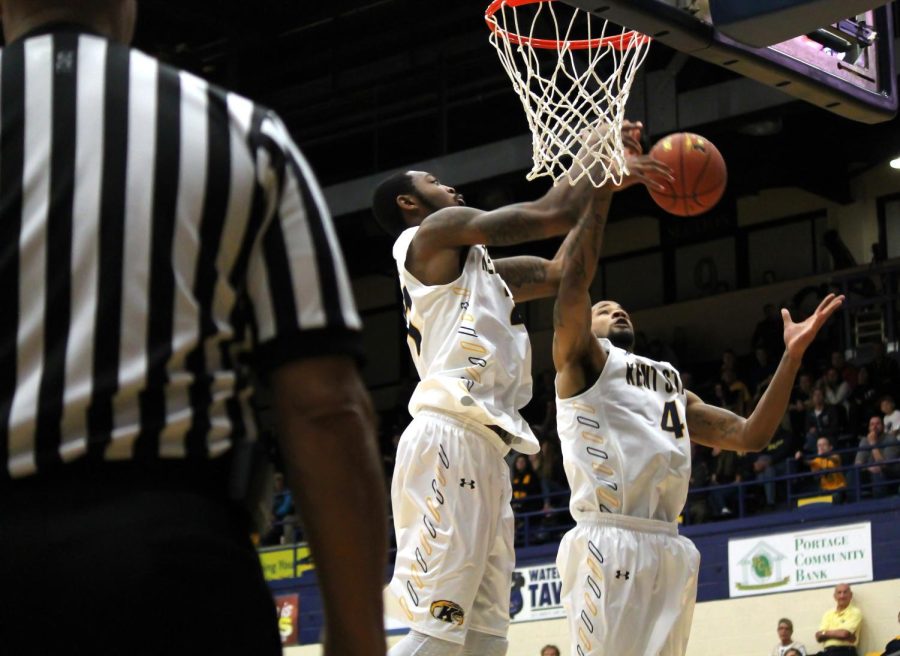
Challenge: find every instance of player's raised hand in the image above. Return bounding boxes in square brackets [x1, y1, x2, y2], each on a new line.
[617, 153, 673, 192]
[782, 293, 845, 361]
[621, 119, 644, 154]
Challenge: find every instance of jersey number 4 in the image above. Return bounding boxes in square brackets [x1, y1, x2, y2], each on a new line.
[660, 401, 685, 439]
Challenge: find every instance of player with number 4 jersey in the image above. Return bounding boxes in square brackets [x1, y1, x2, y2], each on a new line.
[551, 131, 844, 656]
[370, 122, 669, 656]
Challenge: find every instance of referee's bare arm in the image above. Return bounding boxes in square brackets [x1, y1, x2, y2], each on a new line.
[271, 356, 387, 656]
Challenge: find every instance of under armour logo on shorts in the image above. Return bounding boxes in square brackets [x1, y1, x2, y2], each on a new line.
[616, 570, 630, 580]
[460, 479, 476, 489]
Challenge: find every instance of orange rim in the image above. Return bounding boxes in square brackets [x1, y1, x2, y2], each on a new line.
[485, 0, 650, 51]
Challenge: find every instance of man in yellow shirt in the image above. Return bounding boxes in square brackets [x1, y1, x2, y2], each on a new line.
[815, 583, 862, 655]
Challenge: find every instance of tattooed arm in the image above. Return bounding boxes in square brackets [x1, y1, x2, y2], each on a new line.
[688, 293, 844, 452]
[408, 122, 651, 287]
[493, 219, 594, 303]
[552, 190, 615, 398]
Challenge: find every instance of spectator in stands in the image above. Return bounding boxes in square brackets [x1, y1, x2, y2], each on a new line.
[752, 303, 785, 358]
[868, 342, 900, 398]
[721, 348, 740, 378]
[803, 388, 841, 454]
[881, 610, 900, 656]
[771, 617, 807, 656]
[749, 346, 778, 402]
[540, 645, 561, 656]
[881, 395, 900, 438]
[831, 350, 858, 389]
[534, 440, 567, 509]
[855, 415, 900, 498]
[262, 473, 296, 546]
[709, 446, 748, 517]
[815, 583, 862, 656]
[511, 454, 542, 515]
[848, 367, 878, 435]
[822, 366, 851, 412]
[688, 444, 713, 524]
[804, 437, 847, 502]
[712, 380, 736, 412]
[754, 422, 799, 508]
[790, 372, 816, 436]
[722, 368, 752, 417]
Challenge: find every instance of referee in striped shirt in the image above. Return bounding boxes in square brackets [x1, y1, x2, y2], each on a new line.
[0, 1, 387, 654]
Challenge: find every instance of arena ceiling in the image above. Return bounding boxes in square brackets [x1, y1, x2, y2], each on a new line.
[135, 1, 900, 276]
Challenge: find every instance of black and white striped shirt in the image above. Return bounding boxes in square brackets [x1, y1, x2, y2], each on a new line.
[0, 25, 362, 479]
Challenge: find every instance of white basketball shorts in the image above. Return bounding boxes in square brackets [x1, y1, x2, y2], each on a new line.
[386, 408, 513, 645]
[557, 514, 700, 656]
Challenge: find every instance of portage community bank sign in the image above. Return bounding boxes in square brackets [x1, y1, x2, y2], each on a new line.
[727, 522, 873, 598]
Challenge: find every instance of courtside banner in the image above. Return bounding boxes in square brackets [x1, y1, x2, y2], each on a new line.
[727, 522, 873, 598]
[509, 562, 566, 623]
[275, 594, 299, 646]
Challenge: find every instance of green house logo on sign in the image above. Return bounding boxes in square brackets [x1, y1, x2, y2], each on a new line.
[737, 541, 790, 591]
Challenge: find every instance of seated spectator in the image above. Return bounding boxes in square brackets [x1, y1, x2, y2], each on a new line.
[262, 472, 296, 546]
[722, 368, 752, 417]
[822, 366, 851, 412]
[712, 380, 738, 414]
[749, 346, 777, 401]
[771, 617, 807, 656]
[752, 303, 785, 358]
[881, 610, 900, 656]
[881, 395, 900, 438]
[790, 372, 816, 436]
[803, 437, 848, 502]
[754, 421, 800, 508]
[847, 367, 878, 435]
[535, 440, 567, 510]
[868, 342, 900, 398]
[721, 348, 740, 379]
[831, 350, 858, 390]
[855, 415, 900, 498]
[511, 454, 542, 515]
[688, 444, 713, 524]
[709, 447, 749, 517]
[803, 388, 841, 454]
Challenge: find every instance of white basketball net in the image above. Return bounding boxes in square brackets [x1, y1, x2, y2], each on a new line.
[486, 0, 651, 187]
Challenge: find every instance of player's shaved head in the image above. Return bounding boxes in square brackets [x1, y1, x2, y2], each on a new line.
[0, 0, 137, 43]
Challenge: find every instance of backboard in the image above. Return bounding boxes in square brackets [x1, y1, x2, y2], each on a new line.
[559, 0, 897, 123]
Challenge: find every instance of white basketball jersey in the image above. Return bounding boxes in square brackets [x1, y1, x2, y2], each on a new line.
[393, 227, 538, 454]
[556, 338, 691, 522]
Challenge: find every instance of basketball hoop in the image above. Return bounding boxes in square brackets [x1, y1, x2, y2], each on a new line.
[485, 0, 651, 187]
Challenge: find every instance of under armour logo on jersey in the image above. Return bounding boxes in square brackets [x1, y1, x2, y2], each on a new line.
[616, 570, 630, 580]
[460, 479, 476, 489]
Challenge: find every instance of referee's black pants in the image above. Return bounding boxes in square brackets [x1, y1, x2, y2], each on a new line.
[0, 458, 282, 655]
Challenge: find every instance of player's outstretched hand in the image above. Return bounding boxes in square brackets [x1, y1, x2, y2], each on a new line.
[622, 120, 644, 155]
[617, 153, 673, 192]
[782, 293, 845, 361]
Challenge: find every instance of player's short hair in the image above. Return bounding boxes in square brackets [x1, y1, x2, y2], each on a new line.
[372, 171, 416, 238]
[777, 618, 793, 631]
[540, 646, 561, 656]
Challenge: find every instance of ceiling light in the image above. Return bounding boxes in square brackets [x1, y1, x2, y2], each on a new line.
[891, 157, 900, 169]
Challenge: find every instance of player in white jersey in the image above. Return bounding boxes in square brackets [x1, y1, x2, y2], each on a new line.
[371, 124, 667, 656]
[550, 156, 845, 656]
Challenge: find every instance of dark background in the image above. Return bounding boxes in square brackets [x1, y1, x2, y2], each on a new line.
[132, 1, 900, 278]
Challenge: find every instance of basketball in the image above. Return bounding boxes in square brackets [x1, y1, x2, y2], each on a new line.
[648, 132, 727, 217]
